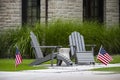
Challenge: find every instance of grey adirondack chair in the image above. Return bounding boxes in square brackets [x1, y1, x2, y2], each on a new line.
[30, 31, 73, 66]
[69, 31, 95, 65]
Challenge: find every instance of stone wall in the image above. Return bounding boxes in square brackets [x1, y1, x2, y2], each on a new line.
[0, 0, 119, 30]
[104, 0, 119, 26]
[41, 0, 46, 22]
[41, 0, 83, 22]
[0, 0, 21, 30]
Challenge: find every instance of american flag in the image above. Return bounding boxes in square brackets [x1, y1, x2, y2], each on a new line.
[97, 46, 113, 65]
[15, 47, 22, 67]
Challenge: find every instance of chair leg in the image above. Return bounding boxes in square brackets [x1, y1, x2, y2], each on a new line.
[90, 62, 95, 65]
[57, 60, 62, 66]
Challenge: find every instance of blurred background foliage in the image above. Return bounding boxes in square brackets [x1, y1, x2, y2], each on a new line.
[0, 20, 120, 58]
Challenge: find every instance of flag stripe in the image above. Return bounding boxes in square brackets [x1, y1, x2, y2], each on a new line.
[97, 54, 109, 65]
[104, 53, 112, 62]
[16, 55, 22, 64]
[105, 53, 112, 61]
[15, 48, 22, 67]
[97, 47, 112, 65]
[15, 54, 22, 66]
[98, 54, 111, 65]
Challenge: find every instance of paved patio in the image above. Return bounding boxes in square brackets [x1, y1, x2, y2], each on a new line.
[0, 63, 120, 80]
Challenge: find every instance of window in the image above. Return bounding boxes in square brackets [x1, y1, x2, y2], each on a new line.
[22, 0, 40, 25]
[83, 0, 104, 23]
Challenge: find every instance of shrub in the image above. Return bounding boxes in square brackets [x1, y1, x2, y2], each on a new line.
[0, 20, 120, 58]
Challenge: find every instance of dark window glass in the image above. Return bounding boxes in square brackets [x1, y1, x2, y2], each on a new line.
[83, 0, 104, 23]
[22, 0, 40, 25]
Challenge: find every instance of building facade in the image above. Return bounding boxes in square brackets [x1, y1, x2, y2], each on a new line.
[0, 0, 120, 30]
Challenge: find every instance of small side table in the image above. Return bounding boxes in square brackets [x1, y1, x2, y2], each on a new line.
[59, 48, 70, 65]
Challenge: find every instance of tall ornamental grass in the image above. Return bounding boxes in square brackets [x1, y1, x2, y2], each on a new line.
[0, 20, 120, 58]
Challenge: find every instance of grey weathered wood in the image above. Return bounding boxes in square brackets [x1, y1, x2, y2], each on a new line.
[29, 53, 57, 66]
[30, 31, 73, 66]
[30, 32, 43, 59]
[69, 31, 95, 64]
[57, 54, 73, 66]
[30, 31, 60, 66]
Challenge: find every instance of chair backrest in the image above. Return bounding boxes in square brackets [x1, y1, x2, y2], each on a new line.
[69, 31, 86, 56]
[30, 32, 43, 59]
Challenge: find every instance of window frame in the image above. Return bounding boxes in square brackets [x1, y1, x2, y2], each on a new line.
[22, 0, 41, 25]
[83, 0, 104, 23]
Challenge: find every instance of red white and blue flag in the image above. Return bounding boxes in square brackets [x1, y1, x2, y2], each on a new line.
[15, 47, 22, 67]
[97, 46, 113, 65]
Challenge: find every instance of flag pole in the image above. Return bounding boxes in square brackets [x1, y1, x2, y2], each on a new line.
[15, 45, 17, 71]
[15, 46, 17, 71]
[15, 45, 19, 71]
[96, 45, 103, 63]
[15, 63, 16, 71]
[15, 45, 22, 71]
[16, 45, 18, 50]
[98, 45, 102, 54]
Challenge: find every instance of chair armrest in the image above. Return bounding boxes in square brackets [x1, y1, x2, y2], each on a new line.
[85, 44, 96, 47]
[69, 45, 76, 48]
[40, 46, 62, 49]
[85, 44, 96, 52]
[32, 45, 62, 49]
[76, 51, 93, 53]
[32, 45, 62, 54]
